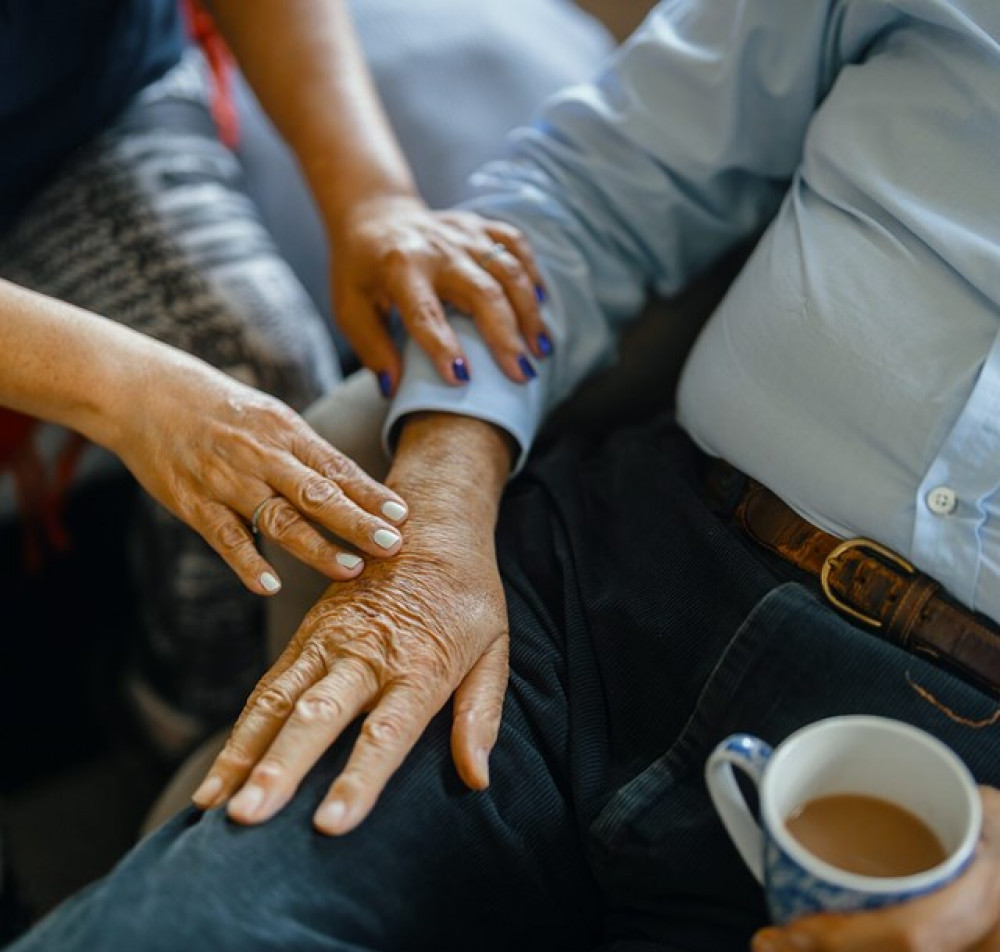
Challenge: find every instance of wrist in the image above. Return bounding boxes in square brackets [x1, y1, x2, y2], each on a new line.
[388, 413, 514, 528]
[320, 190, 423, 245]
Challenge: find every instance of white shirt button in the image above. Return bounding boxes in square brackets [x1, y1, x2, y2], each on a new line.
[926, 486, 957, 516]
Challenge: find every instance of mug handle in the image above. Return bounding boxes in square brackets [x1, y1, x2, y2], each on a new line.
[704, 733, 774, 884]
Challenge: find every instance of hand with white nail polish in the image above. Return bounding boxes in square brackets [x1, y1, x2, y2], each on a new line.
[192, 413, 513, 836]
[84, 326, 407, 597]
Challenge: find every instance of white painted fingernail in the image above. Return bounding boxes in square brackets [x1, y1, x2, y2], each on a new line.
[260, 572, 282, 593]
[336, 553, 363, 570]
[381, 500, 408, 523]
[372, 528, 400, 550]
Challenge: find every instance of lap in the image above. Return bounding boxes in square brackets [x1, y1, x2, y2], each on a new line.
[17, 419, 1000, 950]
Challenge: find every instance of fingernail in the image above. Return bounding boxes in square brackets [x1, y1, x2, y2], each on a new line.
[537, 332, 553, 357]
[376, 370, 392, 398]
[517, 354, 537, 380]
[192, 775, 223, 807]
[452, 357, 470, 383]
[315, 799, 346, 833]
[336, 553, 363, 570]
[372, 528, 401, 550]
[534, 284, 546, 303]
[229, 784, 266, 821]
[259, 572, 281, 593]
[381, 500, 408, 523]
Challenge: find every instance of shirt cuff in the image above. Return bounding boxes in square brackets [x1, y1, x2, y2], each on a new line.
[382, 315, 549, 475]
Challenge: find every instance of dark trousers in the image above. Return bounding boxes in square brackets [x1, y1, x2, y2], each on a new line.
[10, 418, 1000, 951]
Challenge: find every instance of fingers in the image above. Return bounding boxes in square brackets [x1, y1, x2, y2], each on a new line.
[382, 260, 470, 385]
[192, 641, 342, 810]
[335, 284, 402, 398]
[292, 430, 409, 529]
[441, 252, 540, 383]
[313, 682, 441, 835]
[252, 463, 403, 577]
[226, 660, 376, 826]
[483, 222, 553, 361]
[752, 851, 1000, 952]
[192, 501, 284, 595]
[485, 221, 546, 296]
[247, 493, 371, 581]
[450, 635, 509, 790]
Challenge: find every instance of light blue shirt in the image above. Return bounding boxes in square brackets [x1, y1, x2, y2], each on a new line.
[386, 0, 1000, 624]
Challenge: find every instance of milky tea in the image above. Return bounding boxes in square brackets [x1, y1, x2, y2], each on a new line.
[784, 792, 948, 878]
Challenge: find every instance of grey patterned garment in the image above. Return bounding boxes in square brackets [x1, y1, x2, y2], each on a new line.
[0, 51, 341, 739]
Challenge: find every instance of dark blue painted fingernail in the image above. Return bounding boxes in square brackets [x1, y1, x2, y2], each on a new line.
[537, 332, 553, 357]
[518, 354, 537, 380]
[377, 371, 393, 398]
[452, 357, 470, 383]
[535, 284, 547, 304]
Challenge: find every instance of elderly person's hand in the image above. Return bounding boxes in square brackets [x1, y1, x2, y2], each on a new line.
[753, 786, 1000, 952]
[329, 195, 552, 393]
[104, 345, 408, 597]
[191, 413, 513, 833]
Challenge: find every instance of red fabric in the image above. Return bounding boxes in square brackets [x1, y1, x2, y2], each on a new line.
[0, 407, 38, 467]
[0, 408, 77, 569]
[182, 0, 240, 149]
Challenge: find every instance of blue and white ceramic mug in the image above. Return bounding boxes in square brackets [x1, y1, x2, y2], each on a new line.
[704, 716, 981, 924]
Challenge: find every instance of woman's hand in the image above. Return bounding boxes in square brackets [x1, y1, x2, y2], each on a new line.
[104, 348, 409, 597]
[753, 786, 1000, 952]
[329, 194, 552, 394]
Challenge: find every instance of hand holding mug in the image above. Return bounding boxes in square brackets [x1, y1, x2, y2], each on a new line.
[704, 716, 981, 925]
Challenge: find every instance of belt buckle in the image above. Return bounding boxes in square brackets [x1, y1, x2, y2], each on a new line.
[819, 538, 916, 628]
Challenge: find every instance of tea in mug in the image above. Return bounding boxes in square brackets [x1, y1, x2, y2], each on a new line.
[784, 793, 948, 877]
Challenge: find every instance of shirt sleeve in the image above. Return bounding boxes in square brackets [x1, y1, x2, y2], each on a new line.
[385, 0, 842, 470]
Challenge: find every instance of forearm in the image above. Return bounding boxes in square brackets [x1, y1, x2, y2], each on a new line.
[388, 413, 514, 534]
[0, 279, 190, 450]
[206, 0, 417, 230]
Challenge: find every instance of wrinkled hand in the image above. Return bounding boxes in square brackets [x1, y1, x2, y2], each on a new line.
[108, 351, 408, 596]
[330, 194, 552, 392]
[754, 786, 1000, 952]
[191, 511, 509, 834]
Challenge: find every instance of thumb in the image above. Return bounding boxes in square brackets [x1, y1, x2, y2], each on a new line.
[450, 635, 509, 790]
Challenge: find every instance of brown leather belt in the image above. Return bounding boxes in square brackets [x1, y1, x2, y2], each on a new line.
[727, 473, 1000, 697]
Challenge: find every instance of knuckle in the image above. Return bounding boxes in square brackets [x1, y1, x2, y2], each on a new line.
[376, 246, 409, 273]
[316, 453, 352, 483]
[215, 519, 251, 552]
[298, 475, 342, 509]
[248, 761, 286, 787]
[254, 685, 296, 719]
[294, 689, 346, 725]
[261, 500, 298, 539]
[406, 300, 444, 333]
[214, 743, 256, 775]
[360, 712, 405, 746]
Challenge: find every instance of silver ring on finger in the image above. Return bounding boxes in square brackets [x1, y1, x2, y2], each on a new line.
[478, 242, 510, 268]
[250, 496, 276, 535]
